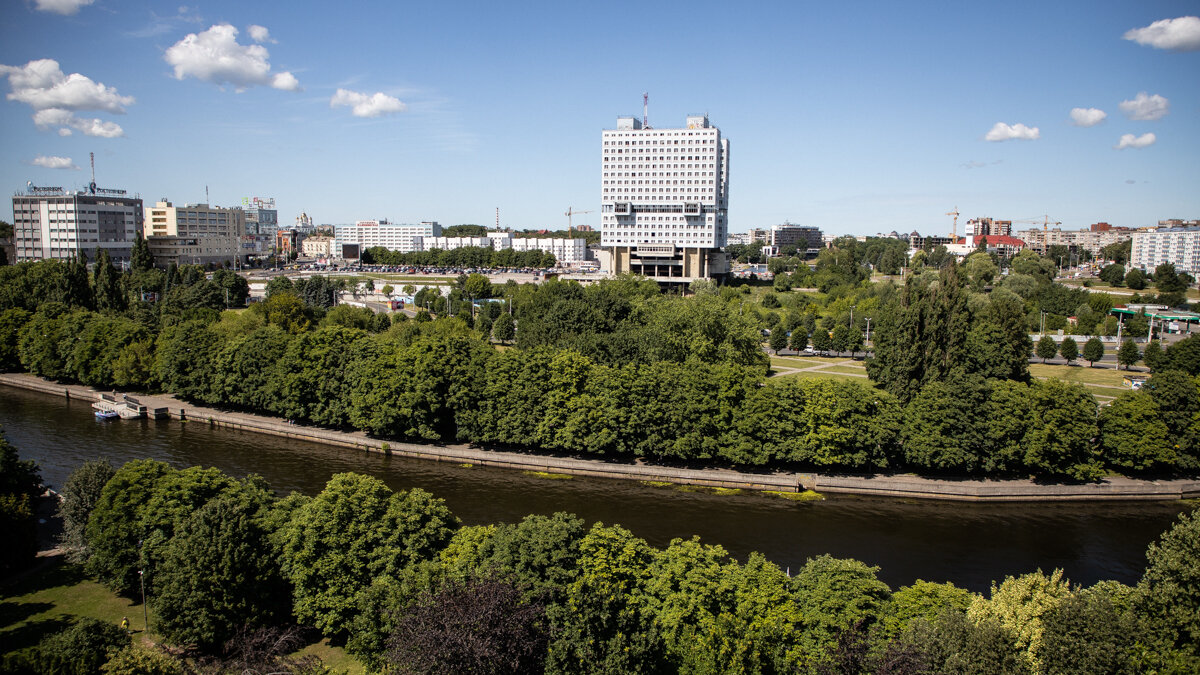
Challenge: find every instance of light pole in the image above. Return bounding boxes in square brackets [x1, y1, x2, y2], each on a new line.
[865, 317, 872, 345]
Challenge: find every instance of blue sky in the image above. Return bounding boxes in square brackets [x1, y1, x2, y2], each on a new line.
[2, 0, 1197, 236]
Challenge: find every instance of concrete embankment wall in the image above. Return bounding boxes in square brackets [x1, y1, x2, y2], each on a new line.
[4, 373, 1199, 502]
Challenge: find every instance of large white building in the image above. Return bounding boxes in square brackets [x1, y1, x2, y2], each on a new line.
[1130, 227, 1200, 274]
[600, 113, 730, 281]
[12, 184, 143, 265]
[334, 220, 442, 254]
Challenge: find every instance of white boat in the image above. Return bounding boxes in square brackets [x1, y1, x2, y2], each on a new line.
[94, 408, 118, 420]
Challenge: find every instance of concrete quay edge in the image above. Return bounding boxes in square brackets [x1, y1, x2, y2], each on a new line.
[4, 373, 1199, 502]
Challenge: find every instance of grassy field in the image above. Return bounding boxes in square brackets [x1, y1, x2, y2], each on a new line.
[0, 561, 143, 658]
[0, 559, 360, 671]
[772, 370, 879, 386]
[1029, 362, 1134, 389]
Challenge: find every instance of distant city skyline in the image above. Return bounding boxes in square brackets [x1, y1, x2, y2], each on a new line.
[2, 1, 1197, 236]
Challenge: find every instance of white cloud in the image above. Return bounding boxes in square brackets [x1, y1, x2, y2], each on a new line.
[1123, 16, 1200, 51]
[247, 25, 274, 43]
[32, 155, 79, 170]
[0, 59, 131, 136]
[1115, 133, 1156, 150]
[32, 108, 124, 137]
[35, 0, 94, 15]
[0, 59, 133, 112]
[1119, 92, 1169, 121]
[164, 23, 299, 91]
[985, 122, 1040, 142]
[1069, 107, 1106, 127]
[271, 72, 301, 91]
[330, 88, 407, 117]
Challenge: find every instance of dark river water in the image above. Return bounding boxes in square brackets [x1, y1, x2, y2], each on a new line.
[2, 385, 1191, 593]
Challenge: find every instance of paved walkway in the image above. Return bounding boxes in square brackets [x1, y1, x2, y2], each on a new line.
[4, 373, 1198, 502]
[769, 357, 869, 378]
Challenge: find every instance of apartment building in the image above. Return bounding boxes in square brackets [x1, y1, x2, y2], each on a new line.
[12, 184, 143, 265]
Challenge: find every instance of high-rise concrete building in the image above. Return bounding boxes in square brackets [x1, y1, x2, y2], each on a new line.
[1130, 226, 1200, 274]
[12, 183, 143, 265]
[600, 113, 730, 282]
[144, 200, 247, 267]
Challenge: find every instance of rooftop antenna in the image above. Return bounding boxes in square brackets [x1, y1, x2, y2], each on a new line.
[643, 92, 650, 129]
[206, 185, 210, 205]
[496, 207, 499, 230]
[88, 152, 96, 194]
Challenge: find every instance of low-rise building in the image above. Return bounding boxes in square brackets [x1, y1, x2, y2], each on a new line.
[145, 200, 246, 267]
[301, 235, 334, 258]
[334, 220, 441, 254]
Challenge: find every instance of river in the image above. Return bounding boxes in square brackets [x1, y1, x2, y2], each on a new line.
[1, 385, 1190, 593]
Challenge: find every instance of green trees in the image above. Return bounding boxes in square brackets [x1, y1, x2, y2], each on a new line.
[1098, 263, 1125, 286]
[867, 264, 973, 402]
[0, 429, 42, 575]
[279, 473, 458, 638]
[491, 312, 515, 343]
[1124, 267, 1146, 290]
[86, 459, 173, 595]
[1136, 510, 1200, 671]
[153, 495, 291, 651]
[1117, 339, 1140, 370]
[1099, 392, 1174, 471]
[1036, 335, 1058, 363]
[768, 328, 789, 354]
[1059, 336, 1078, 364]
[58, 459, 116, 563]
[1082, 337, 1105, 366]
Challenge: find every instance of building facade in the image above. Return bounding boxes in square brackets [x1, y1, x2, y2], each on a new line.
[1016, 223, 1133, 256]
[1130, 227, 1200, 274]
[770, 223, 823, 251]
[301, 235, 334, 258]
[144, 200, 247, 267]
[12, 184, 143, 265]
[334, 220, 441, 254]
[964, 217, 1012, 238]
[242, 197, 278, 235]
[600, 114, 730, 281]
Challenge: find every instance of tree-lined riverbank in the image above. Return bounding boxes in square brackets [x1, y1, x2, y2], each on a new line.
[5, 373, 1199, 502]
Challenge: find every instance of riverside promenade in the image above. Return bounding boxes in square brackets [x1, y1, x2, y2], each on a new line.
[4, 372, 1199, 502]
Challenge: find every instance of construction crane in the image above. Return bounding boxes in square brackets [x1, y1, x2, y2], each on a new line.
[1013, 215, 1063, 232]
[946, 207, 960, 240]
[565, 207, 593, 238]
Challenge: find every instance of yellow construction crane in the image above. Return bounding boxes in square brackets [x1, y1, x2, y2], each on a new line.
[1015, 215, 1062, 231]
[565, 207, 593, 238]
[946, 207, 960, 239]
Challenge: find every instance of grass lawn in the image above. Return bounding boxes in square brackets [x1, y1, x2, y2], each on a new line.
[769, 356, 848, 367]
[774, 370, 879, 386]
[1, 559, 359, 670]
[1029, 363, 1135, 391]
[821, 366, 870, 377]
[0, 560, 144, 658]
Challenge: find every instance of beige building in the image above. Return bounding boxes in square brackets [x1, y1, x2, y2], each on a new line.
[145, 200, 247, 266]
[1016, 225, 1132, 256]
[301, 235, 334, 258]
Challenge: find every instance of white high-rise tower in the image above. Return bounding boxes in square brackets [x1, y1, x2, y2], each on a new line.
[600, 113, 730, 282]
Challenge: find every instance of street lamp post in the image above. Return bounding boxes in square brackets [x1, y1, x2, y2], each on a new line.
[865, 317, 872, 345]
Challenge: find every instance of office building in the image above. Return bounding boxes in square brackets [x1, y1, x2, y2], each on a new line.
[144, 200, 247, 267]
[12, 183, 143, 265]
[600, 113, 730, 281]
[334, 220, 441, 254]
[770, 223, 822, 251]
[242, 197, 278, 235]
[1130, 226, 1200, 275]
